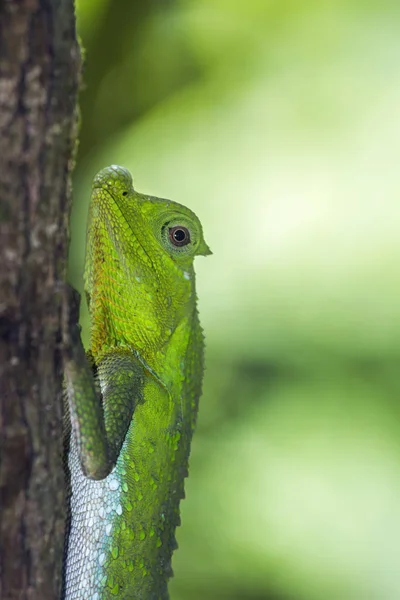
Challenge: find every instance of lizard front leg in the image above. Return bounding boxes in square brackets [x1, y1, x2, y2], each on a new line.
[64, 295, 144, 480]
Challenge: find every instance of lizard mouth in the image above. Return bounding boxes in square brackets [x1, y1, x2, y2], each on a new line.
[92, 185, 159, 275]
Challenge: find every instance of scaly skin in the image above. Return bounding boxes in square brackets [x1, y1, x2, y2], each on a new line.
[63, 165, 210, 599]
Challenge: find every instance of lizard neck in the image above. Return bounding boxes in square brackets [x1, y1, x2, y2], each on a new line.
[87, 257, 196, 369]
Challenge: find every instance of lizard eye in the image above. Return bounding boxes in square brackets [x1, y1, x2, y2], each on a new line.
[169, 226, 191, 247]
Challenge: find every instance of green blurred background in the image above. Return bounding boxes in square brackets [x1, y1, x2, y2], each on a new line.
[69, 1, 400, 598]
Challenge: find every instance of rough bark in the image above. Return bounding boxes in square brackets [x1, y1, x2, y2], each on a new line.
[0, 1, 80, 598]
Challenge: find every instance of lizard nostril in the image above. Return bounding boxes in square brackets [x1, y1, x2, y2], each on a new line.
[92, 165, 133, 192]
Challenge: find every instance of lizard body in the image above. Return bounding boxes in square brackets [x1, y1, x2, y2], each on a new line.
[63, 165, 210, 599]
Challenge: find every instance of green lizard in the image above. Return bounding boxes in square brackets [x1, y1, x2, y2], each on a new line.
[63, 165, 210, 599]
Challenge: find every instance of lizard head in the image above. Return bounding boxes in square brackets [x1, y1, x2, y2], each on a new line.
[85, 165, 210, 359]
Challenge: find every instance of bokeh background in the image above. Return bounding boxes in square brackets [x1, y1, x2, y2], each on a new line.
[69, 1, 400, 598]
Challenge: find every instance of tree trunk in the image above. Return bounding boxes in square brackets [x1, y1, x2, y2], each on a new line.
[0, 1, 80, 598]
